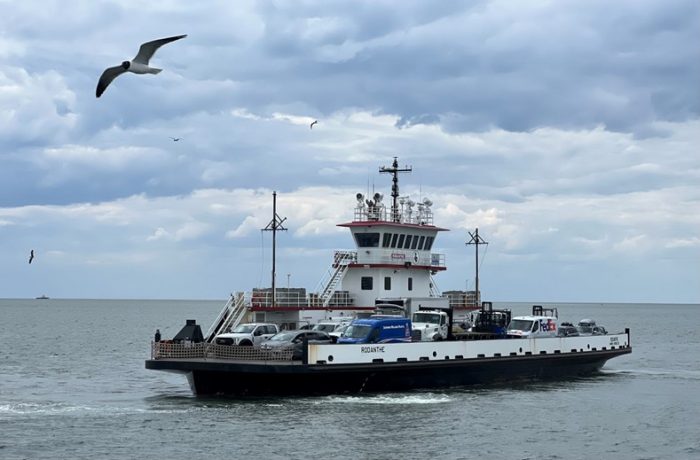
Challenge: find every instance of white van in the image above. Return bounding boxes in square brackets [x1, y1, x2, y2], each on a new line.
[506, 316, 558, 338]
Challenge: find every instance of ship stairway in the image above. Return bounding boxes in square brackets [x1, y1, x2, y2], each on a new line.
[204, 292, 247, 342]
[317, 251, 354, 307]
[429, 274, 441, 297]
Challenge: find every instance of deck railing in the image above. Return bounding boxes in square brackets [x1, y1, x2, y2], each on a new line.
[151, 342, 294, 361]
[249, 289, 356, 308]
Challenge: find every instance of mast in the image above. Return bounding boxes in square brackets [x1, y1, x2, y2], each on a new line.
[379, 157, 412, 222]
[262, 191, 287, 307]
[466, 228, 488, 306]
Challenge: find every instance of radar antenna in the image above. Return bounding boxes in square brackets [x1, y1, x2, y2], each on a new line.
[262, 191, 287, 308]
[379, 157, 412, 222]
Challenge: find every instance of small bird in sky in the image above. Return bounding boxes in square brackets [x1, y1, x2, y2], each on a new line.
[310, 120, 318, 129]
[28, 250, 34, 264]
[96, 34, 187, 98]
[170, 137, 182, 142]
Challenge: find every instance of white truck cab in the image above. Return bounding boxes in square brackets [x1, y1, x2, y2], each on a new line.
[411, 310, 449, 341]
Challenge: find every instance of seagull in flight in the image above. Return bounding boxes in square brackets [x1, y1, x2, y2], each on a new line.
[29, 250, 34, 264]
[96, 34, 187, 98]
[310, 120, 318, 129]
[170, 137, 182, 142]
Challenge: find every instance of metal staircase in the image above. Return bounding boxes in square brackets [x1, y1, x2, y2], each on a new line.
[429, 274, 441, 297]
[318, 251, 354, 307]
[204, 292, 247, 342]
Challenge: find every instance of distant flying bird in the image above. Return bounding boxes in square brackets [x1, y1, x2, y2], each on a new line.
[28, 250, 34, 264]
[310, 120, 318, 129]
[96, 34, 187, 98]
[170, 137, 182, 142]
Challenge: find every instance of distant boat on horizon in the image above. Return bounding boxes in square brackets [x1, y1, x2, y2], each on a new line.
[35, 295, 49, 300]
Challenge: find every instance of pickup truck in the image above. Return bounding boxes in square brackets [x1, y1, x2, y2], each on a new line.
[214, 323, 279, 346]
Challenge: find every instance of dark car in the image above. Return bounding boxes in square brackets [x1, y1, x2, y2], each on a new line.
[260, 330, 332, 359]
[558, 322, 580, 337]
[577, 319, 608, 335]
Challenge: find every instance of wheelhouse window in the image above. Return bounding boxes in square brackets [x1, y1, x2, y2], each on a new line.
[411, 235, 419, 249]
[404, 235, 413, 249]
[361, 276, 373, 290]
[390, 234, 399, 248]
[382, 233, 392, 248]
[424, 236, 434, 250]
[384, 276, 391, 290]
[397, 234, 405, 248]
[418, 236, 425, 250]
[355, 233, 380, 247]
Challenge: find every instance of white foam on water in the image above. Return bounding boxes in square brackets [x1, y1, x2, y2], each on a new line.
[0, 402, 193, 416]
[318, 393, 453, 405]
[0, 402, 91, 415]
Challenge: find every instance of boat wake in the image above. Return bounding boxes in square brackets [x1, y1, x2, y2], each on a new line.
[0, 401, 192, 416]
[603, 368, 700, 381]
[319, 393, 453, 405]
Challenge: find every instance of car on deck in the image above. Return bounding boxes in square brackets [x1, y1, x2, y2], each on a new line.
[577, 319, 608, 335]
[557, 322, 580, 337]
[260, 330, 333, 359]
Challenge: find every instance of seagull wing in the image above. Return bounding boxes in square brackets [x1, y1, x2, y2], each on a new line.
[133, 34, 187, 64]
[96, 65, 127, 98]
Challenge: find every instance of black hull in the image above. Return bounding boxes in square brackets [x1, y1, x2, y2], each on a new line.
[146, 348, 630, 396]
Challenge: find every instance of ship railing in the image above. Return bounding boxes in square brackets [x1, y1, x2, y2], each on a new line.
[152, 341, 208, 359]
[245, 288, 357, 309]
[442, 290, 480, 309]
[250, 290, 309, 308]
[448, 299, 479, 309]
[310, 290, 355, 307]
[430, 253, 445, 267]
[353, 204, 387, 222]
[354, 250, 445, 268]
[352, 205, 434, 225]
[151, 341, 294, 361]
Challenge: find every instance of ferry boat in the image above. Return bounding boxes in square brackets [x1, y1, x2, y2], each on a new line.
[146, 158, 632, 396]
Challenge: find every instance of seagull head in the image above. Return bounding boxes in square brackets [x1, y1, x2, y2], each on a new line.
[121, 61, 131, 70]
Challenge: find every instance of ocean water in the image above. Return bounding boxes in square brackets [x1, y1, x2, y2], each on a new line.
[1, 299, 698, 460]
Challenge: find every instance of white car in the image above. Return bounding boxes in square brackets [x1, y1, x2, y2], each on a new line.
[328, 324, 350, 342]
[215, 323, 279, 346]
[312, 321, 349, 334]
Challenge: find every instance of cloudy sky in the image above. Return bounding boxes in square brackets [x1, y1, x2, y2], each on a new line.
[1, 0, 698, 303]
